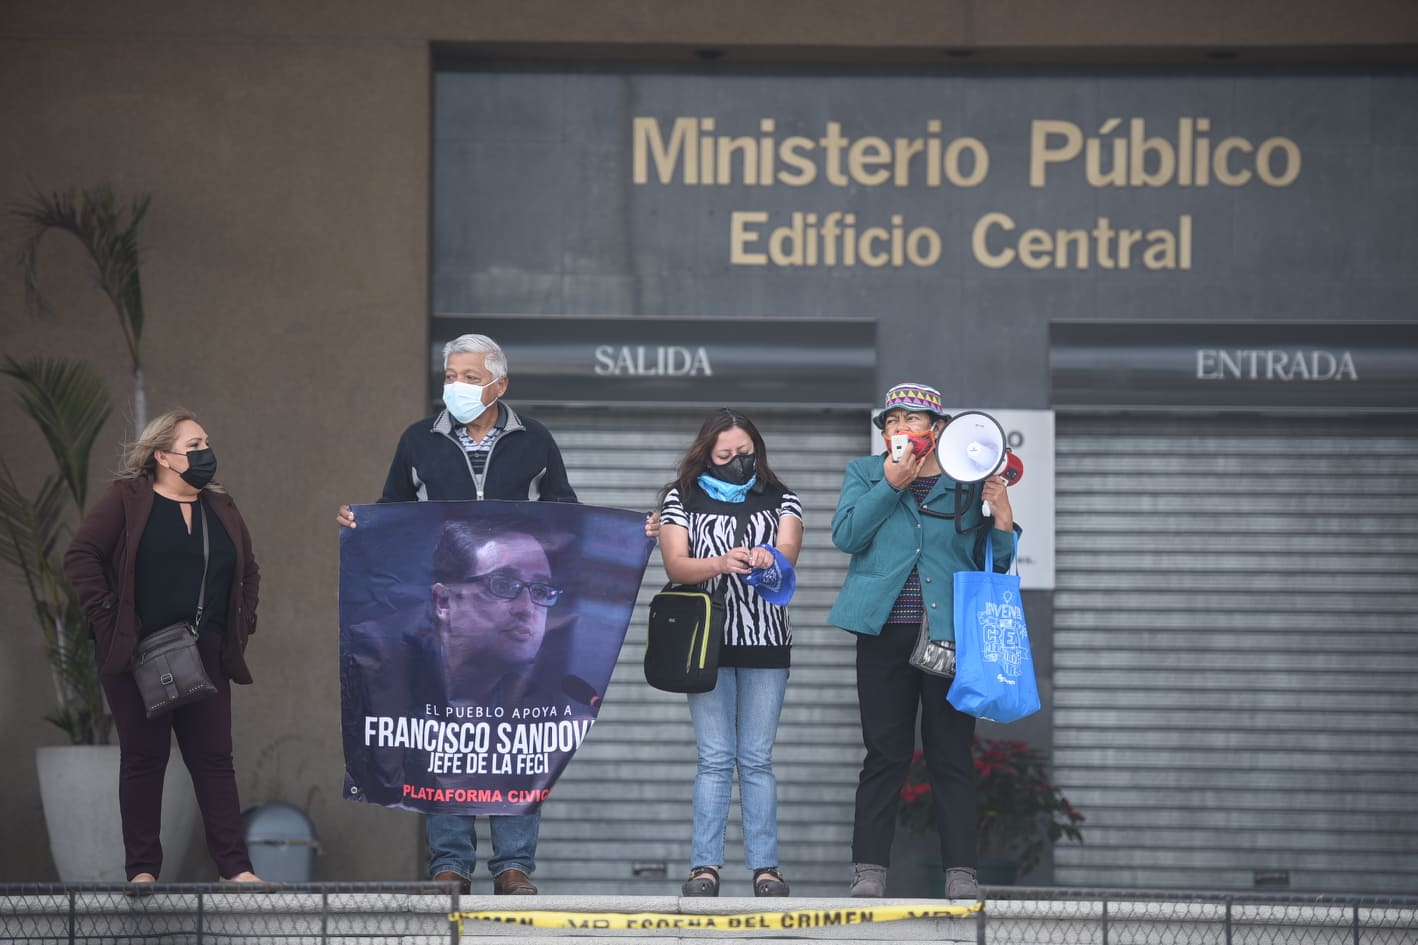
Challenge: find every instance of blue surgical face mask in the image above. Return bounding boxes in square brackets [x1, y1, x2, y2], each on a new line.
[443, 382, 489, 424]
[698, 472, 757, 503]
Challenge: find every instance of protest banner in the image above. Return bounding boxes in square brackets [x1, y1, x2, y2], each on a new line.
[340, 500, 654, 814]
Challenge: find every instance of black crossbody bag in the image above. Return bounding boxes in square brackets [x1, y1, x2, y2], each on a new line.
[644, 583, 727, 694]
[131, 501, 219, 719]
[643, 518, 748, 694]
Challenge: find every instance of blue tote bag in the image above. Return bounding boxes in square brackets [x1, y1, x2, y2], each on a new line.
[947, 534, 1040, 723]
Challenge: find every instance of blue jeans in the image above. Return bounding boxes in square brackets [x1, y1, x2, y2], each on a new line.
[687, 667, 789, 870]
[426, 812, 540, 881]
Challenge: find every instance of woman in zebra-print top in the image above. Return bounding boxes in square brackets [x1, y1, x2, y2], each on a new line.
[657, 409, 803, 899]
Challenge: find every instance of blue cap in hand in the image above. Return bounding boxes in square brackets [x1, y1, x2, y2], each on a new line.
[741, 545, 797, 607]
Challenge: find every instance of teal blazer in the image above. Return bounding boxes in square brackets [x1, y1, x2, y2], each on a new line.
[827, 454, 1019, 642]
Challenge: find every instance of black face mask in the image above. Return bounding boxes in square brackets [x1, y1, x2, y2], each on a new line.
[707, 453, 756, 485]
[174, 448, 218, 489]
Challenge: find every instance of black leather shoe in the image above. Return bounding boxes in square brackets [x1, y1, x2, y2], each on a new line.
[754, 867, 790, 897]
[681, 866, 719, 897]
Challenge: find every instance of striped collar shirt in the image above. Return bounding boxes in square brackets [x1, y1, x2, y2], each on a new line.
[453, 422, 502, 478]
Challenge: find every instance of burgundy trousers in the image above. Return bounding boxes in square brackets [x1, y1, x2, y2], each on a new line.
[102, 631, 253, 880]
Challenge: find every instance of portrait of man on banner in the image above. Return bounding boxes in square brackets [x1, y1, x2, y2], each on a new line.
[339, 500, 654, 815]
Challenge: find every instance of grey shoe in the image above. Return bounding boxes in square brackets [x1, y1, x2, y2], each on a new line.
[849, 863, 888, 898]
[945, 866, 980, 900]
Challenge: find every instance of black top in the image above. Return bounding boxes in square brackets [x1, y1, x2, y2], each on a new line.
[135, 494, 237, 637]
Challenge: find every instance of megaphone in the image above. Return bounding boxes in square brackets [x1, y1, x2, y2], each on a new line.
[936, 411, 1023, 518]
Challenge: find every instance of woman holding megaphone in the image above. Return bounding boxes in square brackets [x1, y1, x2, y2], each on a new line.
[827, 383, 1020, 901]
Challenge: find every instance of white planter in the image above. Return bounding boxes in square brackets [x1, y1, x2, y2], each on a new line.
[37, 744, 204, 882]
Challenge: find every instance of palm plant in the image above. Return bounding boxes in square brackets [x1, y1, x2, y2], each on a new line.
[12, 186, 150, 430]
[0, 357, 114, 744]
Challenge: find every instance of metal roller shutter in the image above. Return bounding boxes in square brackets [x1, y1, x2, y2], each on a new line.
[508, 405, 866, 896]
[1053, 414, 1418, 892]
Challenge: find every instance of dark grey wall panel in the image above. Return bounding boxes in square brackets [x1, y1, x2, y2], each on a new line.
[432, 63, 1418, 895]
[1052, 414, 1418, 893]
[432, 66, 1418, 408]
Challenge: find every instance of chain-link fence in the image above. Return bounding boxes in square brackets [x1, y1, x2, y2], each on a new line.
[1, 883, 1414, 944]
[982, 887, 1418, 945]
[0, 883, 460, 945]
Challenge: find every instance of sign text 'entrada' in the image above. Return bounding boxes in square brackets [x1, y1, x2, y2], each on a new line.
[1195, 349, 1357, 382]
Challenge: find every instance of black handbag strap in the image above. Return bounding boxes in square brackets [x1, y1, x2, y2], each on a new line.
[192, 500, 210, 630]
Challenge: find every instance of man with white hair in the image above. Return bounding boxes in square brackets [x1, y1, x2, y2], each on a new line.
[338, 333, 575, 895]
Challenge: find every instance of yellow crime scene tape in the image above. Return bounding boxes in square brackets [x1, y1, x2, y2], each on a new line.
[451, 901, 982, 933]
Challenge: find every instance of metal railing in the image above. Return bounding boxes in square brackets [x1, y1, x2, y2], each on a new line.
[1, 883, 1414, 944]
[980, 887, 1418, 945]
[0, 883, 461, 945]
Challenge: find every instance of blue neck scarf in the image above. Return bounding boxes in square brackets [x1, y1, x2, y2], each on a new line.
[698, 473, 757, 503]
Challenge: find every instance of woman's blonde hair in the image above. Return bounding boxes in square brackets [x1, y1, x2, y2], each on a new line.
[117, 408, 224, 492]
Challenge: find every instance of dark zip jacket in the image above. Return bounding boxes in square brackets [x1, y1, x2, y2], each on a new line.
[379, 403, 576, 504]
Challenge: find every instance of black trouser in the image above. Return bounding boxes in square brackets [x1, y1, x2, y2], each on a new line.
[852, 622, 977, 868]
[102, 631, 252, 880]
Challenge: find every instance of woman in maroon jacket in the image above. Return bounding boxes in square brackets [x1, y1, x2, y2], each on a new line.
[64, 409, 262, 885]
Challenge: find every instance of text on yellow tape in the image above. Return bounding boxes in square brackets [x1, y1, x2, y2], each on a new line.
[451, 902, 982, 932]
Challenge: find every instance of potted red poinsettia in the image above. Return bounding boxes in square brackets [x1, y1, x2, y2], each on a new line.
[899, 736, 1085, 884]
